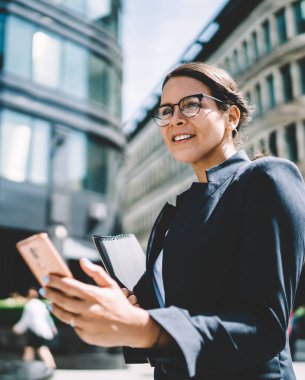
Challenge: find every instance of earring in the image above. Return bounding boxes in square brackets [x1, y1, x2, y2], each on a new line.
[232, 128, 239, 140]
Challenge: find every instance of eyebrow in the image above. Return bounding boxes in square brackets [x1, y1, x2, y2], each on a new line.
[159, 101, 172, 108]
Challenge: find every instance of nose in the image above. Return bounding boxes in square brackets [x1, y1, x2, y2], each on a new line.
[170, 105, 186, 127]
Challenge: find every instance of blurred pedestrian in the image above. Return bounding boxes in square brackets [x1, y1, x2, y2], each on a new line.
[12, 287, 57, 369]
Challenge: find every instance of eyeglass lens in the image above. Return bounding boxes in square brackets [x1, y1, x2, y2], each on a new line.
[155, 95, 201, 126]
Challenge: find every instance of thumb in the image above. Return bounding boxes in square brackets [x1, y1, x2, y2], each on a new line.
[80, 258, 118, 288]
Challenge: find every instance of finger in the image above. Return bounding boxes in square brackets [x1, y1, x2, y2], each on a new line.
[121, 288, 132, 297]
[44, 286, 86, 314]
[50, 303, 81, 328]
[80, 258, 118, 288]
[127, 294, 138, 305]
[46, 275, 94, 301]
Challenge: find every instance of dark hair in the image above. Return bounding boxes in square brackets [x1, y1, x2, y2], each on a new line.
[162, 62, 253, 130]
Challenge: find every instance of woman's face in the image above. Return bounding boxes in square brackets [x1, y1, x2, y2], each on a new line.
[160, 76, 236, 173]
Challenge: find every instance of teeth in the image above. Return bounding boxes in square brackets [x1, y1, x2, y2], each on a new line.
[174, 134, 192, 142]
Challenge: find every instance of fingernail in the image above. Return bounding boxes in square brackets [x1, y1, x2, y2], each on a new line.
[82, 258, 94, 268]
[46, 303, 53, 312]
[39, 288, 46, 297]
[43, 275, 49, 284]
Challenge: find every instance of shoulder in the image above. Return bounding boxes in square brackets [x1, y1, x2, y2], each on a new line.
[236, 156, 304, 187]
[26, 298, 44, 310]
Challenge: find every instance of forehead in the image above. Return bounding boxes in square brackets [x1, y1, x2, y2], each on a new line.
[161, 76, 211, 104]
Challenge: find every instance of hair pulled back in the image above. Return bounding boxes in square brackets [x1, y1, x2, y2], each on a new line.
[162, 62, 253, 129]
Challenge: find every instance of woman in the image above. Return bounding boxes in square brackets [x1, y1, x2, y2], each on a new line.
[41, 62, 305, 379]
[13, 288, 57, 369]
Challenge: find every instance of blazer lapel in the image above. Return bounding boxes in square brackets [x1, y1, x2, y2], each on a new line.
[146, 202, 176, 270]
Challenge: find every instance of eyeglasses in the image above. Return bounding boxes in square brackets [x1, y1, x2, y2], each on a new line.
[153, 93, 223, 127]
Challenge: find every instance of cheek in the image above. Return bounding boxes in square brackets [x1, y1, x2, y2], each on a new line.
[160, 129, 171, 146]
[204, 114, 227, 137]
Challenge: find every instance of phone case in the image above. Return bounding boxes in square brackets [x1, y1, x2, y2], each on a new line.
[16, 233, 72, 286]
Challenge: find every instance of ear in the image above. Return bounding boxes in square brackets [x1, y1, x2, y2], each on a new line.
[225, 105, 240, 130]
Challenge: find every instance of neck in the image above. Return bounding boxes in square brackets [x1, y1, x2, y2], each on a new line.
[192, 145, 237, 183]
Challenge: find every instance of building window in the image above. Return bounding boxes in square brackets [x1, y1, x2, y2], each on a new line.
[4, 16, 34, 79]
[225, 57, 231, 73]
[298, 57, 305, 94]
[32, 31, 61, 88]
[252, 31, 259, 60]
[255, 83, 263, 116]
[233, 49, 239, 73]
[0, 14, 5, 70]
[242, 40, 250, 68]
[245, 91, 252, 103]
[108, 65, 122, 117]
[285, 124, 298, 162]
[266, 74, 276, 109]
[0, 109, 50, 184]
[47, 0, 119, 37]
[293, 0, 305, 34]
[88, 54, 110, 105]
[3, 15, 121, 115]
[269, 131, 278, 156]
[280, 64, 293, 102]
[262, 19, 271, 53]
[259, 139, 267, 154]
[276, 8, 288, 44]
[61, 40, 88, 98]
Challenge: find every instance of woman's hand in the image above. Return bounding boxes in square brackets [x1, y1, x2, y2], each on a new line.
[121, 288, 140, 308]
[43, 258, 158, 348]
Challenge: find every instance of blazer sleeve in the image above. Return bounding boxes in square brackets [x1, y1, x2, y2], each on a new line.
[146, 159, 305, 377]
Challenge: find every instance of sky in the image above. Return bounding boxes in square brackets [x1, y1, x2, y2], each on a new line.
[121, 0, 228, 123]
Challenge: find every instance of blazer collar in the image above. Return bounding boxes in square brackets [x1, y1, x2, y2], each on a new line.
[206, 149, 250, 183]
[147, 150, 250, 270]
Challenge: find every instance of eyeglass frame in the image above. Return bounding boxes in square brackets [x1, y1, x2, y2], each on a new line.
[153, 93, 224, 127]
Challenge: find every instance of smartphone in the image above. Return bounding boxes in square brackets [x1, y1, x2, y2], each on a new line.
[16, 232, 72, 286]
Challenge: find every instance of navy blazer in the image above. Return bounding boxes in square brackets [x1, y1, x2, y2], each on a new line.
[125, 150, 305, 380]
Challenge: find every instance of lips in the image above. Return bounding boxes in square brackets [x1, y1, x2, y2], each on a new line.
[172, 134, 195, 142]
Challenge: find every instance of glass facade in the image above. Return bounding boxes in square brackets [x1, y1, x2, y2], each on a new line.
[0, 108, 121, 197]
[3, 15, 121, 117]
[0, 110, 51, 184]
[276, 8, 288, 44]
[47, 0, 119, 36]
[280, 64, 293, 102]
[293, 0, 305, 34]
[0, 0, 123, 301]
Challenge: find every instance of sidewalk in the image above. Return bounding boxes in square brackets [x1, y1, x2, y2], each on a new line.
[51, 362, 305, 380]
[52, 364, 154, 380]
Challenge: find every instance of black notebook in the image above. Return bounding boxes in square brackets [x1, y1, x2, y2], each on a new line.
[91, 234, 146, 290]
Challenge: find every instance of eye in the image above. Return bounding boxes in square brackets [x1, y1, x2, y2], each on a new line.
[159, 106, 172, 117]
[181, 98, 200, 111]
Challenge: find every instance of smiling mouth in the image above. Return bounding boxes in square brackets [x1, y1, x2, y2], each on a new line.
[172, 134, 195, 142]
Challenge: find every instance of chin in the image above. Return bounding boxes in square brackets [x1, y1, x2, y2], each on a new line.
[171, 152, 198, 164]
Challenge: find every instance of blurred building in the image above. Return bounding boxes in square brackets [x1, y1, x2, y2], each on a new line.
[124, 0, 305, 249]
[0, 0, 123, 297]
